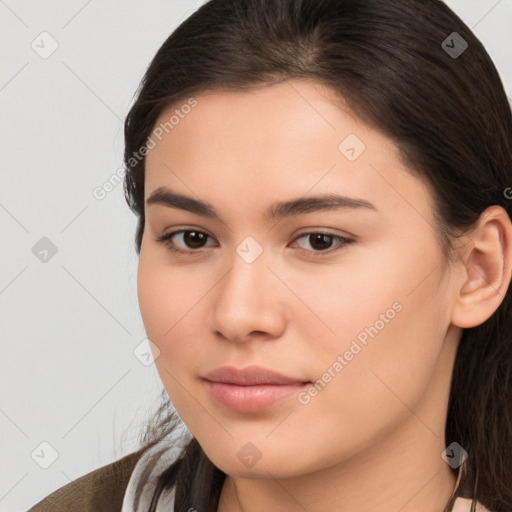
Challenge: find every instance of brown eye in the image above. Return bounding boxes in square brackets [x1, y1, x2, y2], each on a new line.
[181, 231, 208, 249]
[156, 230, 214, 253]
[292, 232, 355, 256]
[304, 233, 335, 251]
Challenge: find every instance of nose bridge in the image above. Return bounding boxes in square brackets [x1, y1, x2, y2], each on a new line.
[219, 241, 268, 310]
[211, 239, 283, 340]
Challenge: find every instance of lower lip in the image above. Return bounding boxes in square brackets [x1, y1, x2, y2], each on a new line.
[204, 380, 310, 413]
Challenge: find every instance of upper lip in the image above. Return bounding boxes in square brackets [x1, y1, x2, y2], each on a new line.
[202, 365, 309, 386]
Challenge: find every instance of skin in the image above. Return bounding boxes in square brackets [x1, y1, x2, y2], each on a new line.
[137, 79, 512, 512]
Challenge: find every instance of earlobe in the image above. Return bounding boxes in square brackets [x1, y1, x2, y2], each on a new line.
[451, 206, 512, 329]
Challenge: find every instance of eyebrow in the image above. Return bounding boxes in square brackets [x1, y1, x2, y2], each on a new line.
[145, 186, 377, 220]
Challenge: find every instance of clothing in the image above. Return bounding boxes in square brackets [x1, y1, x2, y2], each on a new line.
[27, 449, 143, 512]
[28, 431, 494, 512]
[121, 427, 191, 512]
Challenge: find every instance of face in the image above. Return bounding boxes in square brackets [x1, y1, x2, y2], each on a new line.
[137, 79, 459, 479]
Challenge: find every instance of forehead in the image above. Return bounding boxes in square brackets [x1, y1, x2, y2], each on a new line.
[143, 80, 433, 224]
[147, 80, 382, 163]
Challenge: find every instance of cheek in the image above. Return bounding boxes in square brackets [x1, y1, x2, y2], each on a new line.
[137, 252, 200, 368]
[137, 257, 208, 425]
[302, 254, 450, 446]
[303, 236, 447, 381]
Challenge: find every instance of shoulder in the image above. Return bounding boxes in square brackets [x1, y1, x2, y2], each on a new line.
[27, 448, 146, 512]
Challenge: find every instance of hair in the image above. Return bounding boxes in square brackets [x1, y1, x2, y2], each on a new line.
[122, 0, 512, 510]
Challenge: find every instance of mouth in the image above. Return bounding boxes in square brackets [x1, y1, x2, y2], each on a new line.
[201, 365, 311, 413]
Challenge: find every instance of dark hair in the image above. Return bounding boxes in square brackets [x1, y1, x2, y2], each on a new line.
[123, 0, 512, 510]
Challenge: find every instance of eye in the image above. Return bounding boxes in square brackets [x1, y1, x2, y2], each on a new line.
[291, 232, 355, 256]
[156, 229, 215, 254]
[155, 229, 355, 256]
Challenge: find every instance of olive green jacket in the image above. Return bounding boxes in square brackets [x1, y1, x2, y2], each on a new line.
[27, 449, 143, 512]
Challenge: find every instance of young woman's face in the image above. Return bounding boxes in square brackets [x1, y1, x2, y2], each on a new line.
[138, 80, 461, 479]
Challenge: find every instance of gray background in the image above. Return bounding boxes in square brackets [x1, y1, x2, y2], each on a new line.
[1, 1, 511, 511]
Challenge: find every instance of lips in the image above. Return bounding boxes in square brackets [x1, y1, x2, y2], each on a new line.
[201, 365, 311, 413]
[202, 365, 309, 386]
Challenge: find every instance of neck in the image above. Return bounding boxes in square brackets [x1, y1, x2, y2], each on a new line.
[217, 420, 458, 512]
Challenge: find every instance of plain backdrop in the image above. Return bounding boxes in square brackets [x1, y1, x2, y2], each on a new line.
[1, 1, 511, 511]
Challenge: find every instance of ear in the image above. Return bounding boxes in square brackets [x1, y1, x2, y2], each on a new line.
[451, 205, 512, 328]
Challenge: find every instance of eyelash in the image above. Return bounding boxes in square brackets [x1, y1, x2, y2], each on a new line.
[155, 229, 355, 257]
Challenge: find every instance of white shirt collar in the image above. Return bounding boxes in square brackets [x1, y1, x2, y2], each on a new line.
[121, 426, 191, 512]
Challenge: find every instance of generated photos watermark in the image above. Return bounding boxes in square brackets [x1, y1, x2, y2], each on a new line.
[298, 301, 403, 405]
[92, 97, 198, 201]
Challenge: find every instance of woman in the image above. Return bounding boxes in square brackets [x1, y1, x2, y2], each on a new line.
[29, 0, 512, 511]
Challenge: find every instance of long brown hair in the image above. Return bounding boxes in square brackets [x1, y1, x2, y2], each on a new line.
[123, 1, 512, 510]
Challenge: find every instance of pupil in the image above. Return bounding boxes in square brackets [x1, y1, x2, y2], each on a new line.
[185, 231, 206, 249]
[311, 234, 332, 250]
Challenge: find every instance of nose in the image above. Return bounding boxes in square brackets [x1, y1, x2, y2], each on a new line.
[210, 246, 286, 344]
